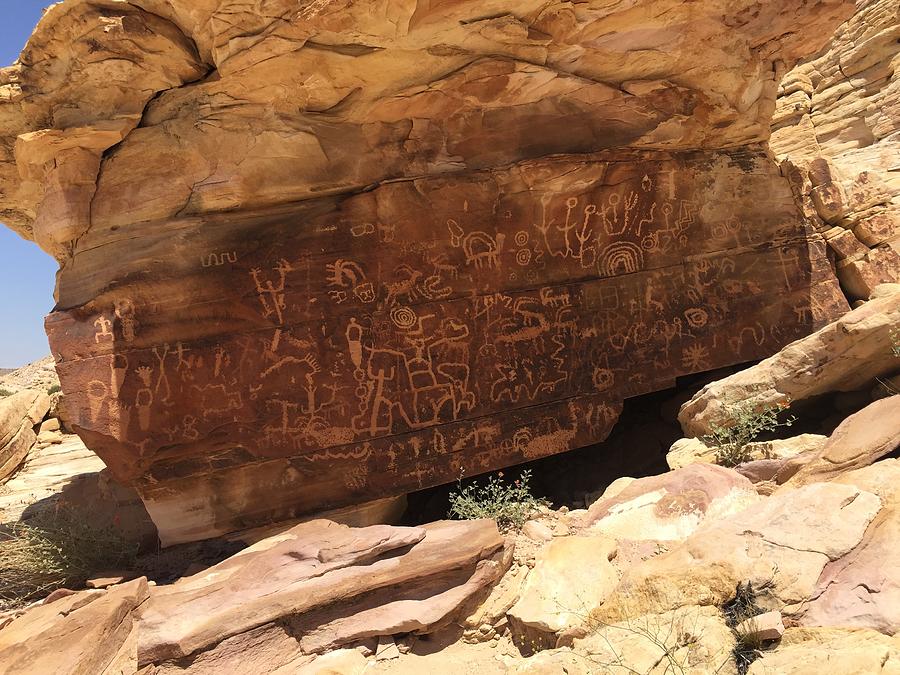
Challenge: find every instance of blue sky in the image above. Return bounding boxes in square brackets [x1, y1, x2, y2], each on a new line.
[0, 2, 58, 368]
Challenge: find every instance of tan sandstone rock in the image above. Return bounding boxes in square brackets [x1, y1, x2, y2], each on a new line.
[772, 0, 900, 295]
[507, 534, 618, 639]
[679, 287, 900, 436]
[581, 464, 760, 542]
[783, 396, 900, 488]
[797, 460, 900, 634]
[597, 482, 882, 622]
[0, 389, 50, 482]
[747, 627, 900, 675]
[666, 434, 827, 471]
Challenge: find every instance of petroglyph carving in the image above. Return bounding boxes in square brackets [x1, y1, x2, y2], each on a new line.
[251, 259, 292, 323]
[447, 219, 505, 270]
[94, 316, 113, 344]
[201, 251, 238, 267]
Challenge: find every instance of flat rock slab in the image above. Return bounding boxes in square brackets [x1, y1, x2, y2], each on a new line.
[0, 578, 149, 675]
[138, 518, 506, 667]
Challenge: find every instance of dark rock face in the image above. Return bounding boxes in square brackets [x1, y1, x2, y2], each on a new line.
[47, 147, 846, 543]
[1, 0, 855, 542]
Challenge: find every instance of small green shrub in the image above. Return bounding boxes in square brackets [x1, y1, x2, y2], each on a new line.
[892, 328, 900, 358]
[0, 389, 12, 398]
[448, 469, 548, 532]
[47, 384, 61, 395]
[0, 502, 137, 609]
[702, 398, 795, 467]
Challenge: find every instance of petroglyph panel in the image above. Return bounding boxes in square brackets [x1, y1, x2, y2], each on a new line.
[47, 148, 849, 538]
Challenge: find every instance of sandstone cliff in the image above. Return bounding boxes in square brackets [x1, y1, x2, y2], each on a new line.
[0, 0, 856, 543]
[772, 0, 900, 300]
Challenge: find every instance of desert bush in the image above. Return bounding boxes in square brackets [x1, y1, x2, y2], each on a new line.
[892, 328, 900, 358]
[47, 384, 61, 395]
[0, 501, 137, 608]
[702, 398, 795, 467]
[0, 388, 12, 398]
[722, 581, 777, 675]
[448, 469, 548, 532]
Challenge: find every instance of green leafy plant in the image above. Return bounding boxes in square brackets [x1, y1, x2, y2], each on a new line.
[448, 469, 548, 532]
[0, 501, 137, 609]
[702, 398, 795, 467]
[47, 384, 61, 395]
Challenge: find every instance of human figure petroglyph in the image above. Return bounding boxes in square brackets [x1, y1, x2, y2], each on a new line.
[250, 259, 292, 323]
[152, 345, 173, 402]
[94, 316, 113, 344]
[135, 365, 154, 431]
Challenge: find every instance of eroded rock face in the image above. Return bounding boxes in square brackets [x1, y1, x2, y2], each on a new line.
[0, 0, 855, 541]
[772, 0, 900, 299]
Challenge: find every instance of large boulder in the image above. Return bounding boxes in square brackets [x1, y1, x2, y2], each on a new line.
[783, 396, 900, 487]
[507, 534, 618, 640]
[0, 389, 50, 482]
[0, 0, 856, 542]
[798, 460, 900, 634]
[580, 463, 760, 542]
[597, 482, 882, 621]
[679, 287, 900, 436]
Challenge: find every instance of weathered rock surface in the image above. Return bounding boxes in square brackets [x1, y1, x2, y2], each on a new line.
[0, 517, 507, 673]
[666, 434, 826, 471]
[784, 396, 900, 487]
[0, 0, 855, 541]
[139, 518, 507, 667]
[507, 534, 617, 638]
[581, 463, 760, 542]
[598, 481, 881, 621]
[798, 460, 900, 634]
[679, 286, 900, 436]
[772, 0, 900, 299]
[0, 389, 50, 482]
[748, 628, 900, 675]
[0, 577, 150, 675]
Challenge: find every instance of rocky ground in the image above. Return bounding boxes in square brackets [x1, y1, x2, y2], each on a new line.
[0, 356, 59, 396]
[0, 284, 897, 674]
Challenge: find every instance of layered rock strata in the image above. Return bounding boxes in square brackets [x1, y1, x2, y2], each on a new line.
[772, 0, 900, 299]
[0, 0, 855, 541]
